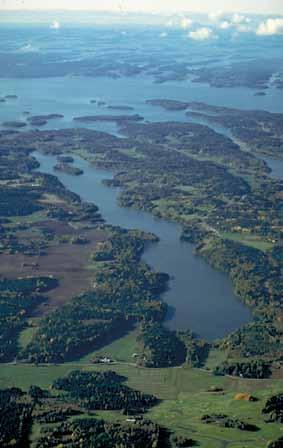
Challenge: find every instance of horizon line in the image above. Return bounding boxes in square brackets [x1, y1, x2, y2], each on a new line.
[0, 9, 282, 15]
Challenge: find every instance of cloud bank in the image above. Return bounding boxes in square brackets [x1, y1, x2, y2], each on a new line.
[188, 27, 215, 41]
[256, 18, 283, 35]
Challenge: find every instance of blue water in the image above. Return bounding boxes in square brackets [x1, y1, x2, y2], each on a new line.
[0, 75, 282, 178]
[1, 23, 282, 339]
[34, 151, 252, 340]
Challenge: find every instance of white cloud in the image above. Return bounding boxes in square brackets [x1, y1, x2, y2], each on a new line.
[216, 13, 252, 32]
[160, 31, 168, 37]
[180, 17, 193, 29]
[188, 27, 216, 41]
[50, 20, 60, 29]
[219, 20, 231, 29]
[208, 10, 225, 21]
[256, 18, 283, 35]
[164, 15, 193, 29]
[231, 13, 250, 24]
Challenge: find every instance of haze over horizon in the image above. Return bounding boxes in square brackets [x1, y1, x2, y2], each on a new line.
[0, 0, 283, 14]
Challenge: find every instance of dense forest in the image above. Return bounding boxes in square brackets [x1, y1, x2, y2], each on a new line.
[34, 418, 165, 448]
[214, 360, 272, 379]
[262, 394, 283, 423]
[0, 277, 57, 362]
[0, 388, 33, 448]
[22, 227, 169, 363]
[53, 370, 158, 412]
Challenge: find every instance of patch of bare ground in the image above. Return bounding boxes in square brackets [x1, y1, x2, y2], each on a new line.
[33, 220, 77, 235]
[0, 227, 107, 315]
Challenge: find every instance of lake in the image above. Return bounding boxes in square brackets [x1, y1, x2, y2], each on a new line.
[34, 150, 252, 340]
[2, 24, 282, 340]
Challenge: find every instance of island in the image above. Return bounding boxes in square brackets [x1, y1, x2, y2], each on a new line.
[73, 114, 144, 124]
[184, 101, 283, 159]
[57, 155, 74, 163]
[28, 114, 64, 126]
[2, 120, 26, 128]
[54, 162, 83, 176]
[4, 94, 18, 99]
[190, 58, 283, 89]
[147, 98, 283, 161]
[254, 91, 267, 96]
[28, 118, 48, 126]
[146, 99, 189, 110]
[107, 105, 135, 111]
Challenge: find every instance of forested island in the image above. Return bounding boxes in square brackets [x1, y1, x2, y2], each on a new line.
[54, 162, 83, 176]
[73, 114, 144, 124]
[148, 98, 283, 160]
[27, 114, 64, 127]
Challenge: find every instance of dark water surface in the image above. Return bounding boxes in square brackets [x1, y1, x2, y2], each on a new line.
[34, 151, 252, 340]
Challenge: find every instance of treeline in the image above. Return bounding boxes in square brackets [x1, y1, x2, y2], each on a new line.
[220, 321, 282, 358]
[262, 394, 283, 423]
[184, 102, 283, 159]
[201, 414, 259, 432]
[22, 228, 168, 363]
[267, 437, 283, 448]
[53, 370, 158, 412]
[0, 383, 167, 448]
[0, 388, 33, 448]
[137, 323, 187, 368]
[214, 360, 271, 379]
[0, 186, 42, 217]
[35, 417, 164, 448]
[0, 277, 56, 362]
[137, 323, 209, 368]
[198, 237, 281, 307]
[0, 276, 58, 293]
[91, 228, 168, 320]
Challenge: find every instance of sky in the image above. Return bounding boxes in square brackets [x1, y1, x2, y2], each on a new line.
[0, 0, 283, 14]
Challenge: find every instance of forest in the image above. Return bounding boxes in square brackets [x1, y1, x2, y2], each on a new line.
[0, 107, 282, 447]
[53, 370, 158, 412]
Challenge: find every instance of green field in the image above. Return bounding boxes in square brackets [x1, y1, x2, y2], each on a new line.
[221, 232, 274, 252]
[77, 328, 140, 364]
[2, 329, 282, 447]
[1, 359, 282, 448]
[18, 324, 37, 350]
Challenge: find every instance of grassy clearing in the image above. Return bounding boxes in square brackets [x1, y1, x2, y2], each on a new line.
[18, 325, 37, 350]
[117, 147, 145, 160]
[7, 211, 47, 226]
[77, 328, 140, 364]
[148, 382, 283, 447]
[29, 422, 42, 448]
[0, 362, 281, 399]
[1, 361, 282, 447]
[204, 348, 229, 370]
[221, 232, 274, 252]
